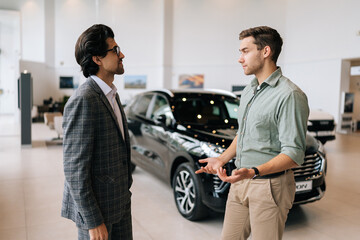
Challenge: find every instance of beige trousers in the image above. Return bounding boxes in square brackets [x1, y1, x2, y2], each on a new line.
[221, 170, 296, 240]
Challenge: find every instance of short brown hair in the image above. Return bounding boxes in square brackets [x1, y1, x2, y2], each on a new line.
[239, 26, 283, 63]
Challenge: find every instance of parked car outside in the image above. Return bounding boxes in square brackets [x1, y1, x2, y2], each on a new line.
[125, 89, 327, 220]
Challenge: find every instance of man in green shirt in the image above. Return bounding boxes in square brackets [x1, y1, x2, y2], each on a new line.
[195, 26, 309, 239]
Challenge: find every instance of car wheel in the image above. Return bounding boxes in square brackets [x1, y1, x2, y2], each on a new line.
[172, 162, 209, 221]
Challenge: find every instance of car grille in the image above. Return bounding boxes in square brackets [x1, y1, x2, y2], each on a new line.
[213, 175, 230, 194]
[292, 153, 323, 178]
[211, 154, 323, 196]
[211, 175, 231, 198]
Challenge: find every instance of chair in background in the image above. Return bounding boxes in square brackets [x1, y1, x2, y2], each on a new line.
[44, 112, 63, 143]
[44, 112, 62, 129]
[54, 116, 63, 140]
[31, 106, 38, 120]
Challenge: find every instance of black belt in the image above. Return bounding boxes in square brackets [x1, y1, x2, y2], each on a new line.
[254, 170, 286, 179]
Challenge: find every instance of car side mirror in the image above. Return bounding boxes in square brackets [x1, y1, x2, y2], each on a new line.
[155, 114, 167, 126]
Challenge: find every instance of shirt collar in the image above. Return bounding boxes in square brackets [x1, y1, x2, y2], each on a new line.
[90, 75, 116, 96]
[264, 67, 282, 87]
[250, 67, 282, 92]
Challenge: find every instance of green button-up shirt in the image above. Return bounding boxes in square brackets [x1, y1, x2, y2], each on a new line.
[235, 67, 309, 169]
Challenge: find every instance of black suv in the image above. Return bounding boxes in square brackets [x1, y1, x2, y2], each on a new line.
[125, 89, 327, 220]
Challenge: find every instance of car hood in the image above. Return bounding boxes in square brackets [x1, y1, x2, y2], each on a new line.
[178, 124, 319, 155]
[177, 124, 236, 147]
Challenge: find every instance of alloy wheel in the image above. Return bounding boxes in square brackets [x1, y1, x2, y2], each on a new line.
[174, 170, 196, 214]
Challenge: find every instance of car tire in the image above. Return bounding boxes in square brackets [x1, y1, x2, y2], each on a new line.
[130, 162, 136, 173]
[172, 162, 209, 221]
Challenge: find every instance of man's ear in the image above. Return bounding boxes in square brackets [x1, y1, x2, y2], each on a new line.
[263, 46, 271, 58]
[92, 56, 102, 66]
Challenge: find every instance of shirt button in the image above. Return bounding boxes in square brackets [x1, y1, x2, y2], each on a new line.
[243, 117, 246, 121]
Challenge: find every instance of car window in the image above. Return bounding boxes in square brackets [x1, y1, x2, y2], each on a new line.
[150, 95, 167, 118]
[174, 98, 202, 123]
[132, 94, 153, 116]
[173, 95, 239, 126]
[150, 95, 173, 125]
[224, 100, 239, 119]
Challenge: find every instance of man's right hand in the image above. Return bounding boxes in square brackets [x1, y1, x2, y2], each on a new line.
[89, 223, 108, 240]
[195, 157, 225, 174]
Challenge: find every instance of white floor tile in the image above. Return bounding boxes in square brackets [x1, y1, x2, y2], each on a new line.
[0, 117, 360, 239]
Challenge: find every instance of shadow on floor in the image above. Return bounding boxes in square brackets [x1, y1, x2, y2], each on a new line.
[45, 139, 63, 146]
[286, 205, 308, 227]
[30, 140, 62, 148]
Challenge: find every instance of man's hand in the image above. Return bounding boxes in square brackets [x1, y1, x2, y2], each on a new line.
[89, 223, 108, 240]
[217, 168, 255, 183]
[195, 157, 224, 174]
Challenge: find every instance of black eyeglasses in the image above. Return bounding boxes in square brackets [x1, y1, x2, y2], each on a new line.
[105, 46, 121, 57]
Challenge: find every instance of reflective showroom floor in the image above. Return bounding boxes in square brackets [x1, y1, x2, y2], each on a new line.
[0, 115, 359, 240]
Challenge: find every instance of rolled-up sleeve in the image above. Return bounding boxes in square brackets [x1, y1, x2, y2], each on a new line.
[277, 90, 309, 166]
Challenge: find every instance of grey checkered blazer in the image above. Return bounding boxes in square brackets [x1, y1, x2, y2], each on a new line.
[61, 77, 132, 230]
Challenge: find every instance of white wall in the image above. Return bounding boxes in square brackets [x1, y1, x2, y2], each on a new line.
[2, 0, 360, 124]
[3, 0, 165, 105]
[282, 0, 360, 123]
[171, 0, 360, 123]
[20, 0, 45, 62]
[0, 10, 20, 114]
[283, 60, 342, 119]
[172, 0, 287, 90]
[284, 0, 360, 63]
[1, 0, 45, 108]
[54, 0, 165, 103]
[0, 0, 44, 62]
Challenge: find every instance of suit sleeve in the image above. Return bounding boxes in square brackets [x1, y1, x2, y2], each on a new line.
[63, 95, 104, 229]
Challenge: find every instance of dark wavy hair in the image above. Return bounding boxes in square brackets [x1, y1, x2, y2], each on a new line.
[75, 24, 115, 77]
[239, 26, 283, 63]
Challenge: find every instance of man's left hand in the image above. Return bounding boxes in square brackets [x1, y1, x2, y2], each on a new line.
[217, 168, 254, 183]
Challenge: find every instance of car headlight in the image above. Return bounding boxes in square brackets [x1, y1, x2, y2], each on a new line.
[200, 142, 226, 158]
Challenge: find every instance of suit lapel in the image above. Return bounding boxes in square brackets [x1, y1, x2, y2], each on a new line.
[88, 78, 124, 139]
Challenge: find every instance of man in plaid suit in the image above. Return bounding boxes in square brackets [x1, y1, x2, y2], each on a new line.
[61, 24, 133, 240]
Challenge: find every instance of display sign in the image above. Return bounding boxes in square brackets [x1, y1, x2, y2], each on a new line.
[179, 74, 204, 89]
[296, 180, 313, 192]
[124, 75, 147, 89]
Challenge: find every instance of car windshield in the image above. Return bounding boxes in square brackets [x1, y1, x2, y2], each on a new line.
[172, 94, 240, 126]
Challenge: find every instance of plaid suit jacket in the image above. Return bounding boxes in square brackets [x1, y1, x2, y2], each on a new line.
[61, 77, 132, 229]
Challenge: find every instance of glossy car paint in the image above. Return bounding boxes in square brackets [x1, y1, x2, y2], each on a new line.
[125, 89, 327, 216]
